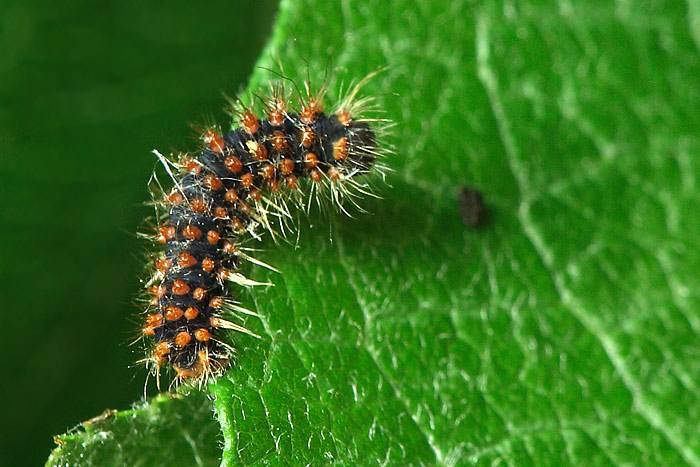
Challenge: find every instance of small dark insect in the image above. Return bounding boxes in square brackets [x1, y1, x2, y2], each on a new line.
[458, 186, 487, 228]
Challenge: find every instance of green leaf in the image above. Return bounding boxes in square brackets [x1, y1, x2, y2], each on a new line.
[48, 392, 222, 467]
[48, 0, 700, 465]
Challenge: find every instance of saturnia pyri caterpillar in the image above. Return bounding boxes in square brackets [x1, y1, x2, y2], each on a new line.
[136, 68, 388, 388]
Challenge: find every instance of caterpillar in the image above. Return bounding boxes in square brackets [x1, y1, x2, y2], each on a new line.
[137, 71, 385, 388]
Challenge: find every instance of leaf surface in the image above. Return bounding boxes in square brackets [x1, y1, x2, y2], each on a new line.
[48, 0, 700, 465]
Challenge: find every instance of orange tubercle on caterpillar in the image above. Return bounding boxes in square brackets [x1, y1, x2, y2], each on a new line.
[194, 328, 211, 342]
[300, 127, 315, 147]
[224, 156, 243, 173]
[177, 252, 197, 268]
[305, 153, 319, 168]
[279, 158, 295, 175]
[285, 175, 298, 189]
[270, 131, 288, 151]
[240, 173, 254, 189]
[214, 206, 227, 219]
[157, 226, 175, 244]
[240, 109, 260, 135]
[189, 198, 207, 213]
[182, 225, 202, 240]
[267, 98, 287, 126]
[206, 230, 220, 244]
[248, 140, 268, 161]
[203, 129, 225, 153]
[201, 258, 215, 272]
[165, 306, 184, 321]
[167, 192, 183, 205]
[155, 258, 171, 273]
[204, 175, 223, 191]
[300, 97, 323, 125]
[174, 332, 192, 348]
[184, 307, 199, 320]
[337, 110, 352, 127]
[171, 280, 190, 296]
[181, 156, 200, 174]
[193, 287, 207, 300]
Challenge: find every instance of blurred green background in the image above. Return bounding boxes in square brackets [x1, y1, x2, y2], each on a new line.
[0, 1, 278, 465]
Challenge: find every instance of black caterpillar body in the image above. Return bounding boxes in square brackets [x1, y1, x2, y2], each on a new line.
[141, 86, 379, 384]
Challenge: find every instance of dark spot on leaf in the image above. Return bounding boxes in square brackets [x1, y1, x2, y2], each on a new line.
[458, 186, 487, 228]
